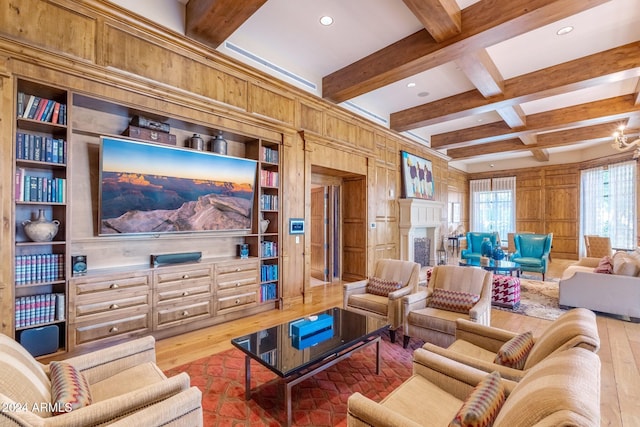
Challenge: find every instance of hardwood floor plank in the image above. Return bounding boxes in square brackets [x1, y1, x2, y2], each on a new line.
[608, 317, 640, 427]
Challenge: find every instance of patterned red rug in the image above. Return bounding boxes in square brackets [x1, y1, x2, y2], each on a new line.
[164, 331, 420, 426]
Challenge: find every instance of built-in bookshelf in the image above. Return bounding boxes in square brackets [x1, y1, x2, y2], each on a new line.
[13, 79, 70, 358]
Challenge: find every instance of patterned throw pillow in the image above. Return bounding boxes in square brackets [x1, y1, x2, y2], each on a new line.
[366, 276, 403, 296]
[50, 361, 93, 415]
[427, 288, 480, 314]
[449, 371, 505, 427]
[493, 331, 534, 370]
[593, 256, 613, 274]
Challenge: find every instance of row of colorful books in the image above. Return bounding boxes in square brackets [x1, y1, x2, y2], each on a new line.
[260, 194, 279, 211]
[261, 240, 278, 258]
[16, 132, 67, 164]
[260, 170, 279, 187]
[15, 293, 65, 328]
[260, 283, 277, 302]
[261, 264, 278, 282]
[261, 146, 279, 164]
[15, 254, 65, 285]
[17, 92, 67, 125]
[15, 170, 66, 203]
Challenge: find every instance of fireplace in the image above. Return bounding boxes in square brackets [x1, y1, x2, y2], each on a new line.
[399, 199, 445, 266]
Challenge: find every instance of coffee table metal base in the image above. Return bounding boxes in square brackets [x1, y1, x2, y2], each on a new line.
[244, 335, 381, 427]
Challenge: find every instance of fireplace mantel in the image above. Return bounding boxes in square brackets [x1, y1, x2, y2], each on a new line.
[398, 199, 445, 266]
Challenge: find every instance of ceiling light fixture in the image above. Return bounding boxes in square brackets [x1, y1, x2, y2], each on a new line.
[556, 26, 574, 36]
[319, 16, 333, 26]
[406, 82, 416, 88]
[612, 125, 640, 158]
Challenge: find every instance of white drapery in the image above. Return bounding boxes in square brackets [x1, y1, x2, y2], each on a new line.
[470, 177, 516, 245]
[581, 160, 636, 253]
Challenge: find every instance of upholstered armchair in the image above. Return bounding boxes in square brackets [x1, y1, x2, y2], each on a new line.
[347, 346, 600, 426]
[460, 231, 499, 262]
[0, 334, 203, 426]
[344, 259, 420, 343]
[422, 307, 600, 381]
[511, 233, 553, 280]
[584, 235, 613, 257]
[401, 265, 492, 349]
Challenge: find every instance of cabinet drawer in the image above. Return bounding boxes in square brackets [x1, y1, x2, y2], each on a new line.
[154, 298, 212, 329]
[155, 277, 212, 302]
[71, 274, 150, 297]
[215, 260, 259, 276]
[216, 290, 257, 314]
[73, 292, 150, 319]
[217, 275, 257, 291]
[155, 267, 211, 284]
[72, 312, 150, 347]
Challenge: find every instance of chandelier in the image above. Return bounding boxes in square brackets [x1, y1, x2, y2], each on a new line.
[612, 125, 640, 152]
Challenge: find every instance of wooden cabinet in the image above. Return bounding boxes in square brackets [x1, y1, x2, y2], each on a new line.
[214, 259, 260, 315]
[12, 79, 70, 357]
[153, 265, 213, 330]
[68, 271, 152, 349]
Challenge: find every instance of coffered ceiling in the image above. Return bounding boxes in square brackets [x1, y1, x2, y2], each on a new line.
[111, 0, 640, 172]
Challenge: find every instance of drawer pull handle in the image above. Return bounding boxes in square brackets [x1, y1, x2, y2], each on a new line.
[235, 299, 240, 304]
[235, 282, 240, 287]
[182, 274, 190, 279]
[235, 268, 241, 272]
[110, 283, 119, 289]
[182, 291, 189, 296]
[181, 311, 189, 316]
[110, 304, 119, 309]
[109, 327, 119, 333]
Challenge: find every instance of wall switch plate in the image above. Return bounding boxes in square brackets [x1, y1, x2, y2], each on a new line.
[370, 223, 376, 229]
[296, 236, 300, 244]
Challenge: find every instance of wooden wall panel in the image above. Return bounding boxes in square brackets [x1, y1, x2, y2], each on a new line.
[299, 102, 323, 134]
[0, 1, 96, 61]
[248, 83, 295, 125]
[0, 72, 13, 335]
[103, 25, 248, 110]
[324, 114, 359, 149]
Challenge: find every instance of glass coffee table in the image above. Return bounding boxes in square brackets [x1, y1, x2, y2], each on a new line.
[231, 306, 389, 426]
[459, 258, 521, 276]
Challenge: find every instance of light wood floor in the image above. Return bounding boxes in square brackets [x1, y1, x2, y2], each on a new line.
[156, 259, 640, 426]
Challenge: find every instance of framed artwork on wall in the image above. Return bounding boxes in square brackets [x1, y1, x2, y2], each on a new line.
[400, 151, 435, 200]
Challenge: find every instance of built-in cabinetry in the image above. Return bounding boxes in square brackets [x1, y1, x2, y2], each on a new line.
[12, 79, 70, 357]
[11, 78, 282, 358]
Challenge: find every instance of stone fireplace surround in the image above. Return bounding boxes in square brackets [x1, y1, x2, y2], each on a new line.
[399, 199, 445, 267]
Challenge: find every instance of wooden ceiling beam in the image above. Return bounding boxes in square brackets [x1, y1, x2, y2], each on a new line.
[456, 49, 504, 97]
[391, 42, 640, 131]
[322, 0, 609, 103]
[402, 0, 461, 42]
[497, 105, 526, 128]
[446, 122, 620, 159]
[531, 149, 550, 162]
[185, 0, 267, 48]
[432, 95, 640, 149]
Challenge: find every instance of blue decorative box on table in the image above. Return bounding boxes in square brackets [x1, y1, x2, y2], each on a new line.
[291, 314, 334, 350]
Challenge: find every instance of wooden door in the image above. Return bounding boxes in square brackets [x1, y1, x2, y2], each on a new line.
[342, 177, 367, 281]
[310, 187, 328, 281]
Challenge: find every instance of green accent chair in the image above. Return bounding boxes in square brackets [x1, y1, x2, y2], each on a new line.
[511, 233, 553, 280]
[460, 232, 499, 262]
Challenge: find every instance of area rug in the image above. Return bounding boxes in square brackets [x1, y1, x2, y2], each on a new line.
[164, 331, 421, 426]
[497, 278, 566, 321]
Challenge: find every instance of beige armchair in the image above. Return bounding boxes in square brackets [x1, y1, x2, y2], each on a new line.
[402, 265, 492, 348]
[423, 307, 600, 381]
[347, 346, 600, 426]
[584, 235, 613, 257]
[344, 259, 420, 343]
[0, 334, 203, 426]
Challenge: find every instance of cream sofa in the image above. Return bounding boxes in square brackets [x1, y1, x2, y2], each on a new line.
[559, 251, 640, 322]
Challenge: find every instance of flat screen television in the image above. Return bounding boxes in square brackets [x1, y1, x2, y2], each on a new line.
[98, 136, 257, 235]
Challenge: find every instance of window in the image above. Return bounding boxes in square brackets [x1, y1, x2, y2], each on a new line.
[581, 161, 636, 252]
[470, 177, 516, 245]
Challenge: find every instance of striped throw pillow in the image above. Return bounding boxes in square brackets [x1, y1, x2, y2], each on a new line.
[449, 371, 505, 427]
[366, 276, 403, 296]
[427, 288, 480, 313]
[50, 361, 93, 415]
[493, 331, 534, 370]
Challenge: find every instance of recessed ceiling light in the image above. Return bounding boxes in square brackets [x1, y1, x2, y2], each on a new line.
[556, 26, 574, 36]
[417, 91, 430, 97]
[320, 16, 333, 26]
[406, 82, 416, 88]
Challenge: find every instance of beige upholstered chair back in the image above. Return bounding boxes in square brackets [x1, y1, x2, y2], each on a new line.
[0, 333, 52, 416]
[584, 235, 612, 258]
[374, 258, 420, 293]
[428, 265, 492, 301]
[524, 307, 600, 369]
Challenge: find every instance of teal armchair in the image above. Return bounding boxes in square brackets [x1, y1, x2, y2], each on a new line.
[460, 232, 499, 262]
[512, 233, 553, 280]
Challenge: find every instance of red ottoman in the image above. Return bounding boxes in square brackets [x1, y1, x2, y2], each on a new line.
[491, 274, 521, 308]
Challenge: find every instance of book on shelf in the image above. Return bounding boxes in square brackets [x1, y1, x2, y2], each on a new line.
[18, 93, 66, 124]
[14, 292, 62, 328]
